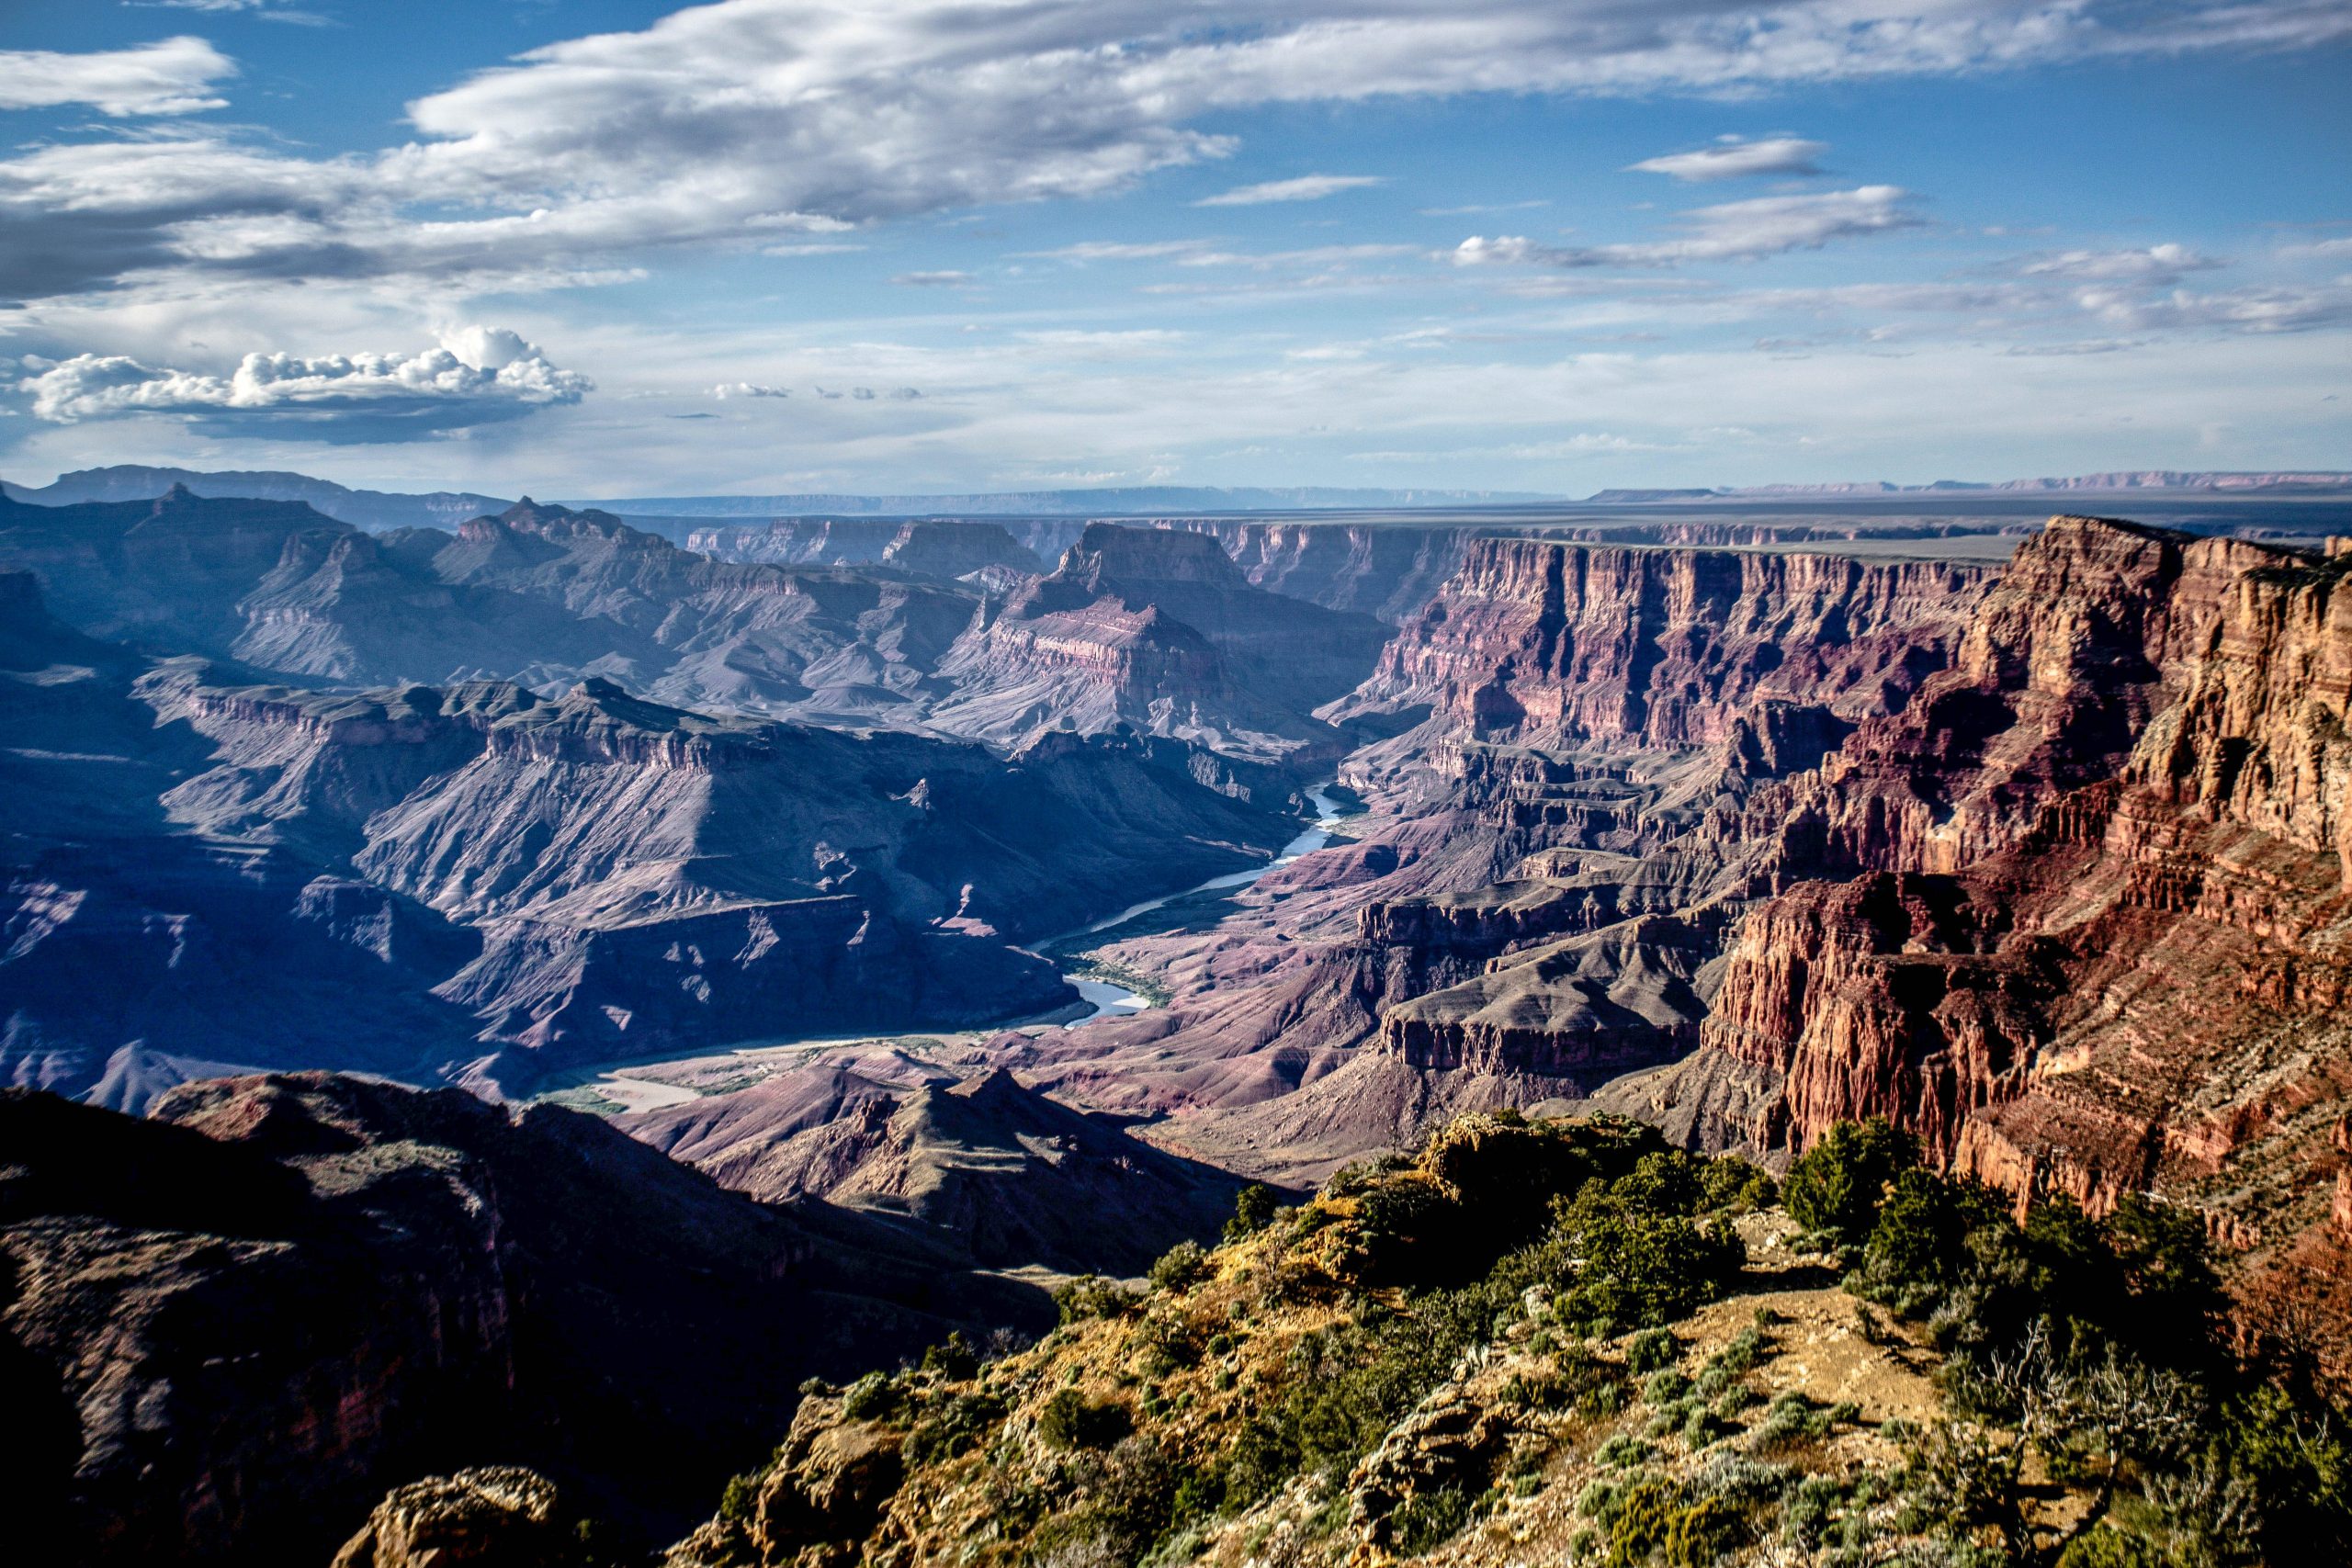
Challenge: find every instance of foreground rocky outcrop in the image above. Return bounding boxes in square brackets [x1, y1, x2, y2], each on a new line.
[628, 1065, 1246, 1275]
[0, 1073, 1050, 1565]
[330, 1467, 582, 1568]
[661, 1109, 2341, 1568]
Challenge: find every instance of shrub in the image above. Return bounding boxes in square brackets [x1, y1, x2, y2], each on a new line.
[1701, 1155, 1778, 1213]
[1224, 1184, 1279, 1241]
[1038, 1389, 1133, 1451]
[842, 1371, 902, 1422]
[904, 1391, 1007, 1464]
[1553, 1186, 1745, 1330]
[1149, 1240, 1211, 1293]
[1625, 1328, 1679, 1375]
[1782, 1119, 1917, 1241]
[1056, 1275, 1141, 1325]
[1390, 1484, 1473, 1555]
[922, 1331, 979, 1380]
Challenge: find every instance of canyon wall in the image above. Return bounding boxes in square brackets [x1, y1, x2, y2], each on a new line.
[1344, 537, 1990, 752]
[1647, 518, 2352, 1356]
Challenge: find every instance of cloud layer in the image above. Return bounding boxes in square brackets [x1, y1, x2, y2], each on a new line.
[6, 0, 2349, 300]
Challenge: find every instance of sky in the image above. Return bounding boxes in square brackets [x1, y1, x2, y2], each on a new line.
[0, 0, 2346, 499]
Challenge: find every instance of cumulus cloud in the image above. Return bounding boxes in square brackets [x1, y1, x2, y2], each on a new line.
[8, 0, 2346, 301]
[1195, 174, 1385, 207]
[1456, 186, 1921, 269]
[1630, 137, 1829, 181]
[715, 382, 791, 399]
[19, 326, 590, 442]
[0, 37, 234, 117]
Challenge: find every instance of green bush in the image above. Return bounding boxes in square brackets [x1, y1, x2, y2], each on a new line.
[921, 1331, 979, 1380]
[841, 1371, 902, 1422]
[1038, 1389, 1133, 1451]
[1782, 1118, 1917, 1240]
[1224, 1183, 1279, 1241]
[904, 1391, 1006, 1464]
[1055, 1274, 1141, 1325]
[1149, 1239, 1210, 1293]
[1390, 1484, 1473, 1555]
[1625, 1328, 1679, 1375]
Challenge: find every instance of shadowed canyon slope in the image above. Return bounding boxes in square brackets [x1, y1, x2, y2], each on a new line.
[0, 1073, 1055, 1565]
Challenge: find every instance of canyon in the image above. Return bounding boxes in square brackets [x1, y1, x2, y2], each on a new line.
[3, 476, 2349, 1561]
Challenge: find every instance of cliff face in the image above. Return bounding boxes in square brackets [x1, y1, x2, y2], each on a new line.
[1663, 520, 2352, 1356]
[1, 1074, 1038, 1566]
[931, 523, 1392, 769]
[1341, 538, 1989, 753]
[4, 578, 1296, 1106]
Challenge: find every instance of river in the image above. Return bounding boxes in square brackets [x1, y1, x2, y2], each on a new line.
[560, 785, 1351, 1109]
[1053, 784, 1350, 1026]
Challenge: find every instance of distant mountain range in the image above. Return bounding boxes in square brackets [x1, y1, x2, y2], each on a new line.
[6, 465, 2345, 533]
[570, 485, 1559, 515]
[1591, 470, 2352, 502]
[1, 466, 510, 531]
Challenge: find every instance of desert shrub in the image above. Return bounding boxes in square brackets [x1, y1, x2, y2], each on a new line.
[1149, 1240, 1210, 1293]
[1551, 1181, 1745, 1332]
[1038, 1390, 1133, 1451]
[1625, 1328, 1679, 1375]
[1702, 1155, 1778, 1213]
[842, 1371, 903, 1422]
[1644, 1369, 1692, 1406]
[1224, 1183, 1279, 1241]
[1135, 1312, 1201, 1378]
[1390, 1484, 1473, 1555]
[1056, 1275, 1141, 1325]
[1782, 1118, 1917, 1240]
[1593, 1476, 1736, 1568]
[717, 1469, 763, 1529]
[904, 1390, 1006, 1464]
[922, 1331, 979, 1381]
[1859, 1168, 1989, 1314]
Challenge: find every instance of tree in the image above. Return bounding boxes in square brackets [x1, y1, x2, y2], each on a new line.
[1782, 1118, 1917, 1240]
[1224, 1183, 1279, 1242]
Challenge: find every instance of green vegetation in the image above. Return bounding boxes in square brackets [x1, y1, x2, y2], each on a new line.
[706, 1111, 2352, 1568]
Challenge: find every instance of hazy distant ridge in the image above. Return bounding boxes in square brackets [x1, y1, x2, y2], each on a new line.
[564, 485, 1557, 516]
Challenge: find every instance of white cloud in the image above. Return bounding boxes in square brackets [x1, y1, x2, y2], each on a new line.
[715, 382, 791, 399]
[891, 270, 975, 287]
[1630, 137, 1829, 182]
[2018, 243, 2222, 282]
[1456, 186, 1921, 269]
[1195, 174, 1386, 207]
[0, 37, 234, 117]
[19, 326, 589, 442]
[2075, 282, 2352, 334]
[11, 1, 2342, 302]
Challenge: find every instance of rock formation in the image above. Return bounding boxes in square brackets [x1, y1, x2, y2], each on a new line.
[931, 522, 1393, 770]
[1619, 518, 2352, 1359]
[2, 573, 1295, 1105]
[0, 1074, 1050, 1565]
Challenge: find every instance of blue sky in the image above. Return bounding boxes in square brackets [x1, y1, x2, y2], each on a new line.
[1, 0, 2346, 497]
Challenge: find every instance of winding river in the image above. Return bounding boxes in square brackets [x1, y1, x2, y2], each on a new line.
[565, 786, 1351, 1109]
[1053, 784, 1350, 1026]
